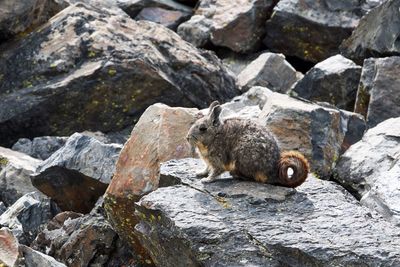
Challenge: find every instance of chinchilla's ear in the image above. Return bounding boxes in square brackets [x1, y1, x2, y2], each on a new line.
[208, 101, 220, 115]
[208, 102, 222, 126]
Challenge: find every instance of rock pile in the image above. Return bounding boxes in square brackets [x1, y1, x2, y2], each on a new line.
[1, 0, 399, 266]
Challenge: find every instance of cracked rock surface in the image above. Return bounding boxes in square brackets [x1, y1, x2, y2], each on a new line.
[134, 158, 400, 267]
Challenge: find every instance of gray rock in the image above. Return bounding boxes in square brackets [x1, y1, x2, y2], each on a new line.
[18, 245, 67, 267]
[221, 52, 260, 76]
[0, 202, 6, 215]
[177, 0, 276, 52]
[290, 55, 362, 111]
[118, 0, 192, 18]
[0, 0, 65, 42]
[0, 147, 43, 206]
[264, 0, 382, 62]
[237, 52, 303, 93]
[31, 133, 122, 213]
[134, 158, 400, 266]
[0, 3, 238, 147]
[12, 136, 67, 160]
[354, 56, 400, 128]
[0, 192, 59, 245]
[258, 89, 365, 179]
[32, 211, 135, 267]
[135, 7, 191, 30]
[341, 0, 400, 63]
[334, 117, 400, 226]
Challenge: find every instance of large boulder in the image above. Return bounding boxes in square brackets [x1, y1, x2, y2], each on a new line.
[31, 133, 122, 213]
[334, 117, 400, 226]
[0, 147, 43, 206]
[133, 158, 400, 266]
[0, 3, 238, 147]
[341, 0, 400, 63]
[264, 0, 384, 62]
[237, 52, 303, 93]
[258, 89, 366, 178]
[0, 0, 65, 43]
[104, 104, 199, 263]
[12, 136, 67, 160]
[0, 192, 59, 245]
[290, 55, 362, 111]
[354, 56, 400, 128]
[177, 0, 276, 52]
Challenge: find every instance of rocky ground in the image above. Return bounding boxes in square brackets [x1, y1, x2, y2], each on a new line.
[0, 0, 399, 266]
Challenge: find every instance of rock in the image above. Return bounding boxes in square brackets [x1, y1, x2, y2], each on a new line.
[341, 0, 400, 63]
[32, 211, 136, 267]
[174, 0, 197, 6]
[354, 56, 400, 128]
[264, 0, 382, 62]
[0, 192, 59, 245]
[133, 158, 400, 266]
[237, 52, 303, 93]
[135, 7, 191, 30]
[231, 86, 272, 110]
[0, 202, 5, 216]
[104, 103, 200, 263]
[31, 133, 122, 213]
[290, 55, 362, 111]
[258, 89, 365, 178]
[221, 52, 260, 76]
[18, 245, 66, 267]
[177, 0, 276, 52]
[0, 227, 19, 267]
[0, 3, 238, 147]
[0, 147, 43, 206]
[118, 0, 193, 18]
[0, 0, 65, 43]
[12, 136, 67, 160]
[334, 117, 400, 226]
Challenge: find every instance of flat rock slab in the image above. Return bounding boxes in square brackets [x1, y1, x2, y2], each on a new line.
[134, 158, 400, 267]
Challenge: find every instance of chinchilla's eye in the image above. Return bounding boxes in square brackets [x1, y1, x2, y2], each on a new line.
[199, 125, 207, 132]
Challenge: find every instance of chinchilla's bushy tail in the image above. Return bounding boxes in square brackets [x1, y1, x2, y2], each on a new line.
[278, 151, 310, 188]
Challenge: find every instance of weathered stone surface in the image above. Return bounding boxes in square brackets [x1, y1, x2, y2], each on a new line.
[133, 158, 400, 266]
[354, 56, 400, 128]
[0, 147, 43, 206]
[104, 103, 200, 263]
[18, 245, 67, 267]
[178, 0, 276, 52]
[0, 0, 65, 42]
[264, 0, 383, 62]
[0, 227, 19, 267]
[334, 117, 400, 226]
[290, 55, 362, 111]
[118, 0, 192, 18]
[12, 136, 67, 160]
[258, 89, 365, 178]
[0, 3, 238, 147]
[0, 192, 59, 245]
[237, 52, 302, 93]
[136, 7, 191, 30]
[341, 0, 400, 63]
[0, 202, 5, 216]
[221, 52, 260, 76]
[32, 210, 136, 267]
[31, 133, 121, 213]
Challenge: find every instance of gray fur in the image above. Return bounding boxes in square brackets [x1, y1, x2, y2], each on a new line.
[186, 101, 281, 184]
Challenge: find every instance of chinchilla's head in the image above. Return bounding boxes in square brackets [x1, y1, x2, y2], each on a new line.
[186, 101, 222, 147]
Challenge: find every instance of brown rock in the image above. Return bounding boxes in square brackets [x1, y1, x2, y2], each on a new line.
[0, 228, 19, 267]
[104, 103, 199, 263]
[135, 7, 191, 30]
